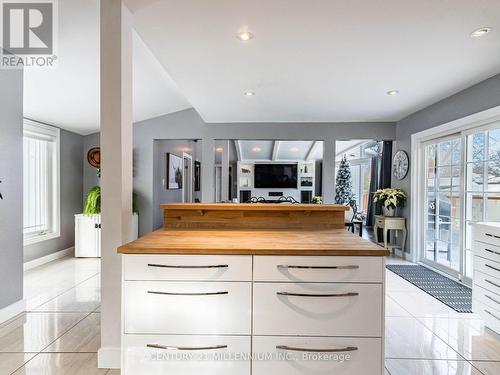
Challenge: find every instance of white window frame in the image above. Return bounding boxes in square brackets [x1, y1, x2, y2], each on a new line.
[411, 105, 500, 283]
[23, 119, 61, 245]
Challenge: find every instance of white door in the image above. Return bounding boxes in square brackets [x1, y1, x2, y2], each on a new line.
[421, 136, 464, 279]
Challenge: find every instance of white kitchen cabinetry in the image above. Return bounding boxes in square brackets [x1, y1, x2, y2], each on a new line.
[121, 254, 385, 375]
[75, 213, 138, 257]
[472, 223, 500, 334]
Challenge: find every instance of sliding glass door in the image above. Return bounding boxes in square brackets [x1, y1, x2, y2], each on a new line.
[423, 136, 463, 278]
[419, 124, 500, 283]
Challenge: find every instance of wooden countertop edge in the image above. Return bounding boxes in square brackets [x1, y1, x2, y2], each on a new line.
[160, 203, 348, 211]
[117, 247, 390, 256]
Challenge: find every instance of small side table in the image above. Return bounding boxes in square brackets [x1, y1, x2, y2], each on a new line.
[373, 215, 407, 254]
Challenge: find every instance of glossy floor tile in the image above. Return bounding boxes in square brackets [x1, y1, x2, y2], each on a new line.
[385, 359, 482, 375]
[11, 353, 108, 375]
[43, 313, 100, 353]
[0, 354, 36, 374]
[0, 313, 87, 353]
[385, 316, 464, 360]
[418, 317, 500, 361]
[471, 361, 500, 375]
[33, 287, 100, 313]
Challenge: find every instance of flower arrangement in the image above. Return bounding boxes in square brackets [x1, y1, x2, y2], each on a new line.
[312, 196, 323, 204]
[373, 188, 407, 209]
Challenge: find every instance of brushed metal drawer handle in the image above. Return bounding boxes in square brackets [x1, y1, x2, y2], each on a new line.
[485, 264, 500, 273]
[277, 292, 359, 298]
[485, 294, 500, 305]
[147, 344, 227, 351]
[148, 263, 228, 269]
[485, 248, 500, 256]
[484, 309, 500, 321]
[277, 265, 359, 270]
[485, 279, 500, 289]
[276, 345, 358, 353]
[147, 291, 228, 296]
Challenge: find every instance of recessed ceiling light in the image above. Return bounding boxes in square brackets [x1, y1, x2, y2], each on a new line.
[290, 147, 300, 152]
[471, 27, 492, 37]
[252, 147, 261, 152]
[237, 31, 254, 41]
[244, 91, 255, 96]
[387, 90, 399, 96]
[215, 147, 223, 152]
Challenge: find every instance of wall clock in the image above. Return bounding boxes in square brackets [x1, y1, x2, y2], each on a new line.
[393, 150, 409, 180]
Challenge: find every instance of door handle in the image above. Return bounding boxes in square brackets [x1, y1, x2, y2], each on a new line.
[148, 263, 228, 269]
[147, 291, 228, 296]
[277, 292, 359, 298]
[277, 265, 359, 270]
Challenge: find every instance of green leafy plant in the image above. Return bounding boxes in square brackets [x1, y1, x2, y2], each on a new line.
[84, 186, 101, 215]
[373, 188, 407, 209]
[84, 186, 139, 215]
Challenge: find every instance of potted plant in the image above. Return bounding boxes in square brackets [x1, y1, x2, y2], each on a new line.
[373, 188, 407, 216]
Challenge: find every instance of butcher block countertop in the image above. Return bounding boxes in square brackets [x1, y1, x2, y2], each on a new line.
[118, 228, 389, 256]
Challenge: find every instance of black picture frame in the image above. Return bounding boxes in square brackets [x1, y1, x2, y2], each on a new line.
[166, 153, 183, 190]
[194, 161, 201, 191]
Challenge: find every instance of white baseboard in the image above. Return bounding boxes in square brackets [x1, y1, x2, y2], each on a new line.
[24, 247, 74, 271]
[0, 299, 26, 324]
[98, 347, 121, 369]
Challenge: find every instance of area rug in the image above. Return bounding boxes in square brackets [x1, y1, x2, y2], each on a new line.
[386, 264, 472, 313]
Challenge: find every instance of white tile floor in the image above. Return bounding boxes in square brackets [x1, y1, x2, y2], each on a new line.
[0, 255, 499, 374]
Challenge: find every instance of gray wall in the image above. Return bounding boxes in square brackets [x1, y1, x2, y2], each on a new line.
[0, 70, 24, 310]
[83, 132, 101, 202]
[153, 139, 202, 229]
[392, 73, 500, 252]
[24, 129, 84, 263]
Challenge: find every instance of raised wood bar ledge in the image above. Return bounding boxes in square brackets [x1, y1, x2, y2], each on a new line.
[119, 203, 389, 256]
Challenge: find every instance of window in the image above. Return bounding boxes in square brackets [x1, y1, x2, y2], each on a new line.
[23, 120, 60, 245]
[465, 127, 500, 277]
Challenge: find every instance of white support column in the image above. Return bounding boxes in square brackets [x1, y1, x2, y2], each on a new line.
[322, 138, 336, 204]
[98, 0, 133, 369]
[201, 138, 215, 202]
[221, 140, 230, 201]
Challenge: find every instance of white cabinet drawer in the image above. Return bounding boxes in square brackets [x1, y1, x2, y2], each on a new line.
[474, 255, 500, 280]
[473, 285, 500, 313]
[473, 241, 500, 264]
[252, 336, 382, 375]
[123, 254, 252, 281]
[474, 270, 500, 296]
[253, 256, 384, 283]
[472, 300, 500, 335]
[124, 281, 251, 334]
[123, 334, 251, 375]
[473, 224, 500, 248]
[253, 283, 382, 337]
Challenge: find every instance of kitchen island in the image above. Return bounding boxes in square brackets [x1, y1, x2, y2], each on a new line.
[119, 203, 389, 375]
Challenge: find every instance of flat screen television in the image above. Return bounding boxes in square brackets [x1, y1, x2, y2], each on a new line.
[254, 163, 298, 189]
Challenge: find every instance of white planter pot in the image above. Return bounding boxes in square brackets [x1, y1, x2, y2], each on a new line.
[382, 206, 396, 217]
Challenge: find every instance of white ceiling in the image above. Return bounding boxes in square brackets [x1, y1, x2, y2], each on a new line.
[23, 0, 191, 135]
[22, 0, 500, 134]
[215, 140, 323, 162]
[132, 0, 500, 123]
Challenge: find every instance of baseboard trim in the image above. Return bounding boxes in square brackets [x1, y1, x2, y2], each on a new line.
[0, 299, 26, 324]
[98, 347, 121, 369]
[24, 247, 74, 271]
